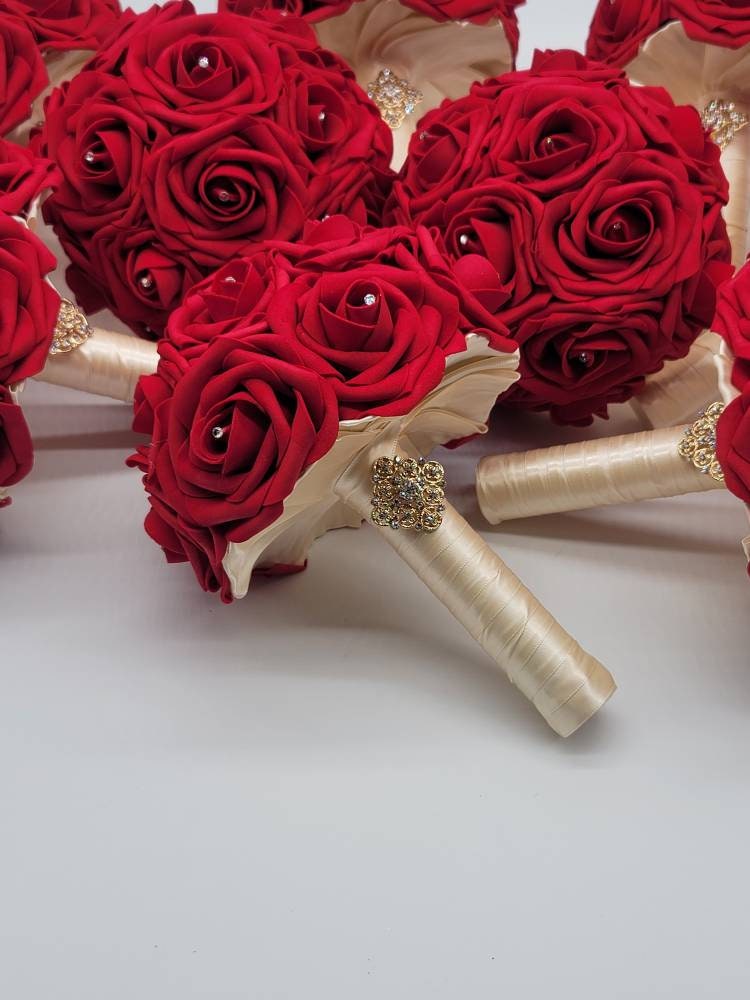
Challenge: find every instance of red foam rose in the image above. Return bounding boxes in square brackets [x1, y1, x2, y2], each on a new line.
[388, 49, 732, 424]
[717, 387, 750, 504]
[714, 260, 750, 391]
[0, 215, 60, 386]
[0, 16, 48, 137]
[0, 385, 33, 505]
[1, 0, 122, 52]
[0, 136, 59, 215]
[586, 0, 664, 67]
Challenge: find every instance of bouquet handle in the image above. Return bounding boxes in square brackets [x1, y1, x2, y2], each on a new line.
[476, 424, 724, 524]
[628, 332, 723, 429]
[35, 328, 158, 403]
[335, 458, 616, 737]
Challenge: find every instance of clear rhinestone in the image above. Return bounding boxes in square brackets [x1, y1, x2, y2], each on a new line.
[84, 150, 96, 164]
[318, 110, 326, 122]
[197, 55, 210, 69]
[139, 275, 154, 291]
[459, 234, 470, 247]
[216, 189, 232, 203]
[363, 293, 377, 306]
[212, 426, 224, 440]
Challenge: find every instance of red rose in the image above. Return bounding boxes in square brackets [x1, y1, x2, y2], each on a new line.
[714, 260, 750, 391]
[0, 386, 33, 506]
[38, 1, 393, 336]
[0, 215, 60, 385]
[141, 118, 311, 278]
[389, 50, 731, 423]
[132, 333, 339, 600]
[717, 387, 750, 504]
[63, 219, 203, 338]
[401, 0, 524, 49]
[586, 0, 664, 67]
[0, 16, 47, 137]
[669, 0, 750, 49]
[0, 136, 58, 215]
[218, 0, 358, 20]
[1, 0, 121, 52]
[37, 71, 160, 232]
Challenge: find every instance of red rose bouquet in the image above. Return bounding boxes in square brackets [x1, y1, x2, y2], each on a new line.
[476, 261, 750, 578]
[388, 49, 732, 425]
[0, 0, 122, 144]
[108, 215, 615, 738]
[33, 0, 394, 338]
[220, 0, 523, 168]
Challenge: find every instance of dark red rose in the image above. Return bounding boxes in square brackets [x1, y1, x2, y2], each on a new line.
[0, 16, 47, 137]
[389, 50, 731, 423]
[70, 220, 203, 338]
[164, 251, 295, 364]
[504, 301, 679, 425]
[586, 0, 664, 67]
[717, 387, 750, 504]
[714, 259, 750, 391]
[669, 0, 750, 49]
[537, 151, 706, 301]
[401, 0, 524, 51]
[218, 0, 358, 20]
[408, 179, 546, 325]
[1, 0, 121, 52]
[131, 333, 340, 600]
[0, 136, 58, 215]
[0, 385, 33, 506]
[0, 215, 60, 385]
[142, 118, 312, 270]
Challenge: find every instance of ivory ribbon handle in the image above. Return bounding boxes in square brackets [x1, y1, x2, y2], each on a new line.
[720, 102, 750, 266]
[629, 331, 722, 429]
[334, 457, 616, 738]
[477, 425, 724, 524]
[35, 328, 158, 403]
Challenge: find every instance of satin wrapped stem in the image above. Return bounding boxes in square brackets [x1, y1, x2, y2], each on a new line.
[335, 456, 616, 738]
[477, 425, 725, 524]
[629, 332, 722, 429]
[35, 328, 158, 403]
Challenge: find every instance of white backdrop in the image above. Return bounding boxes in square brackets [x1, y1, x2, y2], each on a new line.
[2, 2, 749, 998]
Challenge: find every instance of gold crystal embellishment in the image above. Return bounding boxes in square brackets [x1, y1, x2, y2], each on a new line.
[367, 68, 423, 130]
[50, 298, 92, 355]
[701, 99, 749, 151]
[370, 455, 446, 533]
[678, 401, 726, 482]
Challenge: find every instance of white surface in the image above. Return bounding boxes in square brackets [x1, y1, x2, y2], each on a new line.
[2, 2, 750, 998]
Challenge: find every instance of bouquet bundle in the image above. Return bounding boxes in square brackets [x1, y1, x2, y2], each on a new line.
[585, 1, 750, 423]
[476, 259, 750, 574]
[388, 49, 732, 428]
[33, 1, 394, 338]
[0, 135, 60, 507]
[0, 0, 122, 144]
[119, 215, 616, 736]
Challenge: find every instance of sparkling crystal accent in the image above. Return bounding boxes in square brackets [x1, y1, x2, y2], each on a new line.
[678, 401, 726, 481]
[84, 150, 96, 164]
[367, 68, 423, 130]
[370, 455, 446, 533]
[49, 299, 93, 355]
[139, 274, 154, 291]
[216, 189, 232, 203]
[197, 55, 210, 70]
[318, 110, 326, 122]
[701, 99, 749, 151]
[212, 426, 225, 440]
[363, 293, 377, 306]
[459, 233, 470, 247]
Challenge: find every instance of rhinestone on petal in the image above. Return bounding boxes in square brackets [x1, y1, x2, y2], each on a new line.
[363, 293, 377, 306]
[197, 55, 211, 70]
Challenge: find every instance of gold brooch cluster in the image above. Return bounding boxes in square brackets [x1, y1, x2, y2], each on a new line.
[370, 456, 446, 533]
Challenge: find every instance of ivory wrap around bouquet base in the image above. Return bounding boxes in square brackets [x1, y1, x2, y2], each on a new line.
[477, 349, 750, 565]
[315, 0, 514, 169]
[219, 337, 615, 738]
[31, 325, 615, 737]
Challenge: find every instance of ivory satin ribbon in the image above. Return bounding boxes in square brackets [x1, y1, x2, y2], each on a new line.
[476, 426, 724, 524]
[336, 449, 616, 737]
[35, 328, 158, 403]
[630, 332, 724, 429]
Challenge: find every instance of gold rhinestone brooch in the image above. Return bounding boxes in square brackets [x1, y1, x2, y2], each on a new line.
[50, 299, 92, 355]
[701, 99, 749, 151]
[367, 68, 423, 130]
[678, 401, 726, 482]
[370, 455, 446, 533]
